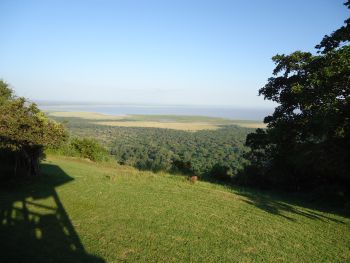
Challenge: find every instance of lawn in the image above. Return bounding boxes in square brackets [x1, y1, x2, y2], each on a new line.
[1, 155, 349, 262]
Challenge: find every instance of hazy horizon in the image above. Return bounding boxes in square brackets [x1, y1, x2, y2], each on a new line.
[1, 0, 348, 107]
[34, 99, 275, 109]
[38, 103, 273, 120]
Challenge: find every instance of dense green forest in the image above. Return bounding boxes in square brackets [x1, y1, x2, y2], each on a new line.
[48, 115, 251, 180]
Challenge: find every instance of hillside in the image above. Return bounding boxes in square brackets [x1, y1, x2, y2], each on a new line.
[1, 155, 349, 262]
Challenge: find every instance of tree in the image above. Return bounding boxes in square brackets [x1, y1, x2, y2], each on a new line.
[242, 2, 350, 191]
[70, 137, 109, 161]
[0, 80, 67, 178]
[0, 80, 14, 105]
[210, 163, 231, 182]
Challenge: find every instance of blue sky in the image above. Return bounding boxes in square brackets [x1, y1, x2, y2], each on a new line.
[0, 0, 348, 107]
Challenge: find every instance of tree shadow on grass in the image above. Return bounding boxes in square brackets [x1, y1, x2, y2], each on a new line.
[0, 164, 105, 263]
[233, 188, 349, 223]
[200, 177, 349, 223]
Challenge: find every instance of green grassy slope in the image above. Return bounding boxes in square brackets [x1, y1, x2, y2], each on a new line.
[1, 156, 349, 262]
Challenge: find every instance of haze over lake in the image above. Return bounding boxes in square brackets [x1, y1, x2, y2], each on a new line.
[38, 103, 273, 121]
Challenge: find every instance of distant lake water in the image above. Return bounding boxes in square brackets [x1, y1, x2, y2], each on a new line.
[39, 104, 273, 121]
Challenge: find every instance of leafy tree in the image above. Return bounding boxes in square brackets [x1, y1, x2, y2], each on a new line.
[0, 80, 13, 105]
[70, 138, 109, 162]
[210, 163, 232, 182]
[172, 158, 193, 175]
[316, 1, 350, 53]
[242, 2, 350, 191]
[0, 80, 67, 178]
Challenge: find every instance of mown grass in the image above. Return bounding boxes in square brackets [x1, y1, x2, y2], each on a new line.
[1, 155, 349, 262]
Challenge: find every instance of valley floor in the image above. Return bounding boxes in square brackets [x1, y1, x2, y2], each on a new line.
[1, 155, 349, 262]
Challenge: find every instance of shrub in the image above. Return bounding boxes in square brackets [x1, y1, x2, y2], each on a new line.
[0, 80, 67, 178]
[48, 138, 110, 162]
[210, 164, 232, 182]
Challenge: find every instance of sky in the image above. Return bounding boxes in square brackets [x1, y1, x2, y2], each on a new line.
[0, 0, 348, 107]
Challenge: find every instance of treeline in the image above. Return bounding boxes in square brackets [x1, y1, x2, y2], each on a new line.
[49, 116, 252, 181]
[109, 126, 249, 180]
[238, 2, 350, 195]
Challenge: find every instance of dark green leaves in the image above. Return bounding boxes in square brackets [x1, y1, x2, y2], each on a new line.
[242, 5, 350, 191]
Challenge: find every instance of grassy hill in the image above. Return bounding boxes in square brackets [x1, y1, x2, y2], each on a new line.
[1, 155, 349, 262]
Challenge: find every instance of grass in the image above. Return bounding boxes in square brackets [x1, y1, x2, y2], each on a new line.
[92, 121, 219, 131]
[1, 155, 349, 262]
[122, 114, 233, 123]
[47, 111, 125, 120]
[47, 111, 266, 130]
[229, 120, 267, 129]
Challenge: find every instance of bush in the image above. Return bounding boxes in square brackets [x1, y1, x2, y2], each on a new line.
[70, 138, 108, 161]
[0, 80, 67, 178]
[210, 164, 232, 182]
[172, 158, 193, 175]
[48, 138, 110, 162]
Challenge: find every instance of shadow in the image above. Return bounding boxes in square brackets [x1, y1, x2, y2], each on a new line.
[192, 169, 350, 222]
[191, 169, 350, 222]
[0, 164, 105, 263]
[233, 188, 349, 223]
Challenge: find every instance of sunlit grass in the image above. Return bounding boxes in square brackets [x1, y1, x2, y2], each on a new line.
[3, 155, 347, 262]
[19, 156, 350, 261]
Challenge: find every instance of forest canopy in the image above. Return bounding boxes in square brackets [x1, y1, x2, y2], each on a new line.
[47, 115, 251, 181]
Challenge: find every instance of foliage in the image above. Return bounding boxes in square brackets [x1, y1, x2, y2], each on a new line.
[316, 0, 350, 53]
[70, 138, 109, 161]
[49, 115, 251, 179]
[241, 3, 350, 192]
[209, 163, 232, 182]
[0, 80, 67, 177]
[172, 158, 193, 175]
[108, 126, 249, 178]
[48, 137, 110, 162]
[0, 80, 13, 105]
